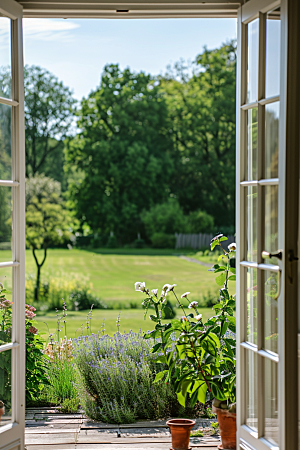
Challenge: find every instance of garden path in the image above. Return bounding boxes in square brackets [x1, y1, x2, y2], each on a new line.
[25, 407, 221, 450]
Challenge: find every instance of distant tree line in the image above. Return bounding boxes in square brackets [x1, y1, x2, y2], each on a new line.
[0, 40, 237, 253]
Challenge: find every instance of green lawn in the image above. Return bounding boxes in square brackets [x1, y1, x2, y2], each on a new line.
[35, 307, 214, 340]
[0, 247, 235, 337]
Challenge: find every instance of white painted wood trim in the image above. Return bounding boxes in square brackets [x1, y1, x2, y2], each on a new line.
[0, 0, 22, 19]
[0, 261, 20, 268]
[0, 180, 20, 186]
[0, 97, 18, 107]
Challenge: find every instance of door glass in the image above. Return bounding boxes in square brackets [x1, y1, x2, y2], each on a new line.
[0, 186, 12, 262]
[247, 108, 258, 180]
[247, 19, 259, 104]
[264, 358, 278, 445]
[266, 8, 281, 99]
[0, 103, 12, 180]
[264, 270, 278, 354]
[0, 270, 12, 345]
[0, 17, 11, 99]
[246, 186, 257, 262]
[247, 267, 257, 345]
[265, 102, 279, 179]
[246, 350, 258, 431]
[0, 349, 12, 426]
[264, 185, 278, 265]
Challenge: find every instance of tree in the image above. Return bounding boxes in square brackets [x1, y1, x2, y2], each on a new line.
[0, 65, 76, 180]
[65, 64, 174, 243]
[161, 41, 236, 230]
[25, 174, 75, 300]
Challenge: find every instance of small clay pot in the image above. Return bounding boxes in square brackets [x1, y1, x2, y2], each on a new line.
[166, 418, 196, 450]
[0, 402, 5, 422]
[212, 405, 236, 450]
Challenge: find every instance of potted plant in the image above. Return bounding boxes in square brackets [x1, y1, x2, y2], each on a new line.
[0, 401, 4, 421]
[135, 234, 237, 450]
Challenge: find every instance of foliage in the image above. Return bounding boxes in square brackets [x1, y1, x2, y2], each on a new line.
[187, 210, 214, 234]
[26, 274, 107, 311]
[135, 234, 236, 410]
[142, 199, 188, 239]
[65, 63, 174, 243]
[0, 283, 49, 407]
[42, 359, 78, 406]
[0, 65, 76, 182]
[151, 233, 176, 249]
[161, 41, 236, 229]
[74, 331, 179, 423]
[26, 174, 76, 300]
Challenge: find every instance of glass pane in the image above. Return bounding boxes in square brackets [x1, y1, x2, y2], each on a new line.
[266, 8, 281, 99]
[245, 350, 257, 430]
[264, 270, 278, 354]
[0, 104, 12, 180]
[265, 102, 279, 179]
[247, 108, 258, 180]
[246, 185, 257, 262]
[264, 358, 278, 445]
[264, 185, 278, 265]
[247, 19, 259, 104]
[0, 271, 12, 345]
[0, 17, 11, 99]
[247, 267, 257, 345]
[0, 349, 12, 426]
[0, 187, 12, 262]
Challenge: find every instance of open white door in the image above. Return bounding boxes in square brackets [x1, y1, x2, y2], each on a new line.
[236, 0, 299, 449]
[0, 0, 25, 449]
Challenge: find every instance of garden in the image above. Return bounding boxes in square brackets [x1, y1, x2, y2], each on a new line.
[0, 235, 238, 449]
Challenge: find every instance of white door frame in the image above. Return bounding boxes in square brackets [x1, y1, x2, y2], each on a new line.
[236, 0, 300, 449]
[0, 0, 25, 449]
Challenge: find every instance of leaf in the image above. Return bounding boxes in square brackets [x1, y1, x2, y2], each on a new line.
[176, 390, 186, 407]
[211, 240, 218, 250]
[215, 273, 226, 286]
[228, 275, 236, 281]
[151, 343, 161, 353]
[229, 267, 236, 274]
[220, 236, 228, 242]
[149, 315, 159, 322]
[154, 370, 167, 383]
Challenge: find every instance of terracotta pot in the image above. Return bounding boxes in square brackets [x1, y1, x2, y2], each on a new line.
[166, 418, 196, 450]
[212, 405, 236, 450]
[0, 406, 5, 422]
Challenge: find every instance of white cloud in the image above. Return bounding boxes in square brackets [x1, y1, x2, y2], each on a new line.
[23, 18, 80, 42]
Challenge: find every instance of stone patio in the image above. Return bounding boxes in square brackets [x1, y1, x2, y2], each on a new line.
[25, 407, 221, 449]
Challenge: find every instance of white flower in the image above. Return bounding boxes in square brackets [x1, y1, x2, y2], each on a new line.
[135, 281, 146, 292]
[181, 316, 187, 322]
[228, 243, 236, 252]
[188, 301, 199, 309]
[181, 292, 190, 298]
[169, 284, 177, 291]
[162, 284, 172, 292]
[151, 289, 158, 296]
[195, 314, 202, 321]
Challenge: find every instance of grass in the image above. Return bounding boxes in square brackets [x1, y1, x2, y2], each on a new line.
[0, 246, 235, 337]
[36, 307, 214, 340]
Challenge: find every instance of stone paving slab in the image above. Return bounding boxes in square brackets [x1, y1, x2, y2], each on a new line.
[25, 407, 220, 449]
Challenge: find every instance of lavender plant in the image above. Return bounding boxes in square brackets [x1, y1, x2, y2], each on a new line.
[73, 331, 178, 423]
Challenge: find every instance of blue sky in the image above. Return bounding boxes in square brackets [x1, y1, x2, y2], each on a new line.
[22, 18, 237, 100]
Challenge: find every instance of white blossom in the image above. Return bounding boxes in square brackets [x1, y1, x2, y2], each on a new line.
[162, 284, 172, 292]
[135, 281, 146, 292]
[195, 314, 202, 321]
[181, 316, 187, 322]
[188, 301, 199, 309]
[181, 292, 190, 298]
[228, 243, 236, 252]
[151, 289, 158, 296]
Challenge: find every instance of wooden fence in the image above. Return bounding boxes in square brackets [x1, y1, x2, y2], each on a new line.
[175, 233, 235, 250]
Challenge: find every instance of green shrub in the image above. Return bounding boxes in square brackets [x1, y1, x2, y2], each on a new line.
[43, 359, 78, 405]
[69, 286, 107, 311]
[151, 233, 176, 249]
[106, 234, 118, 248]
[187, 210, 214, 233]
[74, 331, 179, 424]
[60, 397, 80, 413]
[142, 199, 188, 239]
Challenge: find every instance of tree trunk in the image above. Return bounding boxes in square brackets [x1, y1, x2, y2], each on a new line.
[32, 247, 47, 302]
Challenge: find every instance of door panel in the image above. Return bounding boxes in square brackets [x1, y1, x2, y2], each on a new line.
[0, 1, 25, 449]
[236, 0, 299, 449]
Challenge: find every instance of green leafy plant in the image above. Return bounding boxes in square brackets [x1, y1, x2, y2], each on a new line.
[135, 234, 236, 411]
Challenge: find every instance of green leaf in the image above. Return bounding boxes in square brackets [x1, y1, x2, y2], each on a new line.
[211, 240, 218, 250]
[228, 275, 236, 281]
[149, 315, 159, 322]
[215, 273, 226, 286]
[151, 343, 161, 353]
[154, 370, 167, 383]
[220, 236, 228, 242]
[229, 267, 236, 274]
[176, 390, 186, 407]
